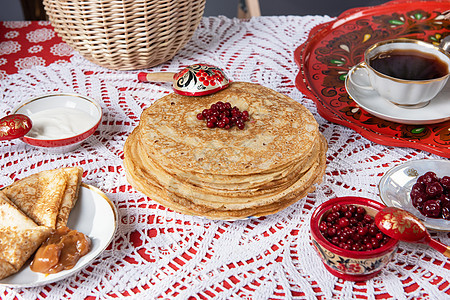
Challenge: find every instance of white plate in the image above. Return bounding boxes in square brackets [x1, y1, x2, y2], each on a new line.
[378, 159, 450, 232]
[345, 68, 450, 125]
[0, 184, 118, 288]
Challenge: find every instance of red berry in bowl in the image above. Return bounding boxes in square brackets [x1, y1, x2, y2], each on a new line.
[410, 172, 450, 220]
[426, 182, 444, 198]
[320, 204, 389, 251]
[440, 176, 450, 190]
[421, 200, 441, 218]
[410, 182, 425, 200]
[412, 194, 427, 210]
[442, 207, 450, 220]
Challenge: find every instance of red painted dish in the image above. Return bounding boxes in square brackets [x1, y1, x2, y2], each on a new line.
[294, 0, 450, 158]
[310, 197, 399, 281]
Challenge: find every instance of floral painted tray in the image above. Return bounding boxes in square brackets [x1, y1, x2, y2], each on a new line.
[294, 0, 450, 158]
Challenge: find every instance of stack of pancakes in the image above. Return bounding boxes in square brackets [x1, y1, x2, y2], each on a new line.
[124, 82, 327, 220]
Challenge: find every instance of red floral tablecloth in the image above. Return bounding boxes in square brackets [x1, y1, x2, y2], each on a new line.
[0, 21, 73, 79]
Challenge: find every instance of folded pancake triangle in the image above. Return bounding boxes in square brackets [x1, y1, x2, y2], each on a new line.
[0, 166, 83, 280]
[3, 167, 83, 229]
[0, 191, 51, 280]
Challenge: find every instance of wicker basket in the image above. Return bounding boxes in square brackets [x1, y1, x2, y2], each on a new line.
[43, 0, 206, 70]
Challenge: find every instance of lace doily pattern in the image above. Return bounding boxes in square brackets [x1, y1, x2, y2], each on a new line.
[0, 16, 449, 299]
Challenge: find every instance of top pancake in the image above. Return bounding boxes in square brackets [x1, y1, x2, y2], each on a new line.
[137, 82, 319, 175]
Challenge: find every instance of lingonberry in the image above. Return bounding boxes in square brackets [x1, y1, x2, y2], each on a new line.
[320, 204, 389, 251]
[198, 101, 249, 130]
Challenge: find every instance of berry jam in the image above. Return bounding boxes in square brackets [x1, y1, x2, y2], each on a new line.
[197, 101, 249, 130]
[319, 204, 390, 251]
[410, 171, 450, 220]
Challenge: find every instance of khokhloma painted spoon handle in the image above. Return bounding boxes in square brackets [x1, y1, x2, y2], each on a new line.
[137, 72, 175, 83]
[428, 238, 450, 258]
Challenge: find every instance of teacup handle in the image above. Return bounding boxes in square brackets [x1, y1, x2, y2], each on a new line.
[347, 62, 374, 90]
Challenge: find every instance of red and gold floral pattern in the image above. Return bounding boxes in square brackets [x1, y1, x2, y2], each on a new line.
[312, 239, 397, 280]
[0, 114, 32, 140]
[295, 0, 450, 158]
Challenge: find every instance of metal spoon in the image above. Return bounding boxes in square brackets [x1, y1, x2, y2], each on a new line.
[0, 114, 32, 141]
[137, 63, 230, 96]
[440, 35, 450, 53]
[375, 207, 450, 258]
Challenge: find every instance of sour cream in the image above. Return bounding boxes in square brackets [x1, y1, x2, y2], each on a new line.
[26, 107, 97, 139]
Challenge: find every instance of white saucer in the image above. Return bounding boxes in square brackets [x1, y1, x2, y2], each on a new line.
[345, 68, 450, 125]
[0, 184, 118, 288]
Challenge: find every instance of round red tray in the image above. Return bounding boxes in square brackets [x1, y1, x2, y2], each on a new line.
[295, 0, 450, 158]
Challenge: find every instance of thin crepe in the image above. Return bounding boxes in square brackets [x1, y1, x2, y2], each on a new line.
[56, 167, 83, 228]
[0, 191, 51, 280]
[3, 167, 83, 229]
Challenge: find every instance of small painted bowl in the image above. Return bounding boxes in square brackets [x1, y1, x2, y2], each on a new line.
[310, 196, 399, 281]
[12, 93, 102, 153]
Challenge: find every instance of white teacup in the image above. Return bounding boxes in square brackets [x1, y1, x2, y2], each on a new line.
[347, 39, 450, 108]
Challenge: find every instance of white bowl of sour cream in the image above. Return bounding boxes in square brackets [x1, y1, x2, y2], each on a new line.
[12, 93, 102, 153]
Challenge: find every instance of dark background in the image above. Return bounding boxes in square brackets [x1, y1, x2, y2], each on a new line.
[204, 0, 391, 18]
[3, 0, 393, 20]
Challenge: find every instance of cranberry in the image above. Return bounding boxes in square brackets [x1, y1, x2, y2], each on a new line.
[357, 226, 368, 236]
[355, 212, 365, 221]
[327, 227, 337, 236]
[331, 204, 341, 213]
[320, 204, 390, 251]
[331, 236, 340, 245]
[319, 222, 328, 232]
[338, 217, 350, 228]
[198, 101, 249, 130]
[363, 214, 373, 224]
[421, 200, 441, 218]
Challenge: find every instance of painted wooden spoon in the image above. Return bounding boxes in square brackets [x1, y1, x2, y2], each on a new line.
[375, 206, 450, 258]
[138, 63, 230, 96]
[0, 114, 32, 141]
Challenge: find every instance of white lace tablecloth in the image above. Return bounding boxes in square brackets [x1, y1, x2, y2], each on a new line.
[1, 16, 449, 299]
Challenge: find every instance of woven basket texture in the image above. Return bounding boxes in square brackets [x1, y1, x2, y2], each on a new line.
[43, 0, 206, 70]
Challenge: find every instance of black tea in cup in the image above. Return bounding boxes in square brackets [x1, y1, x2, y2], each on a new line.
[369, 49, 448, 81]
